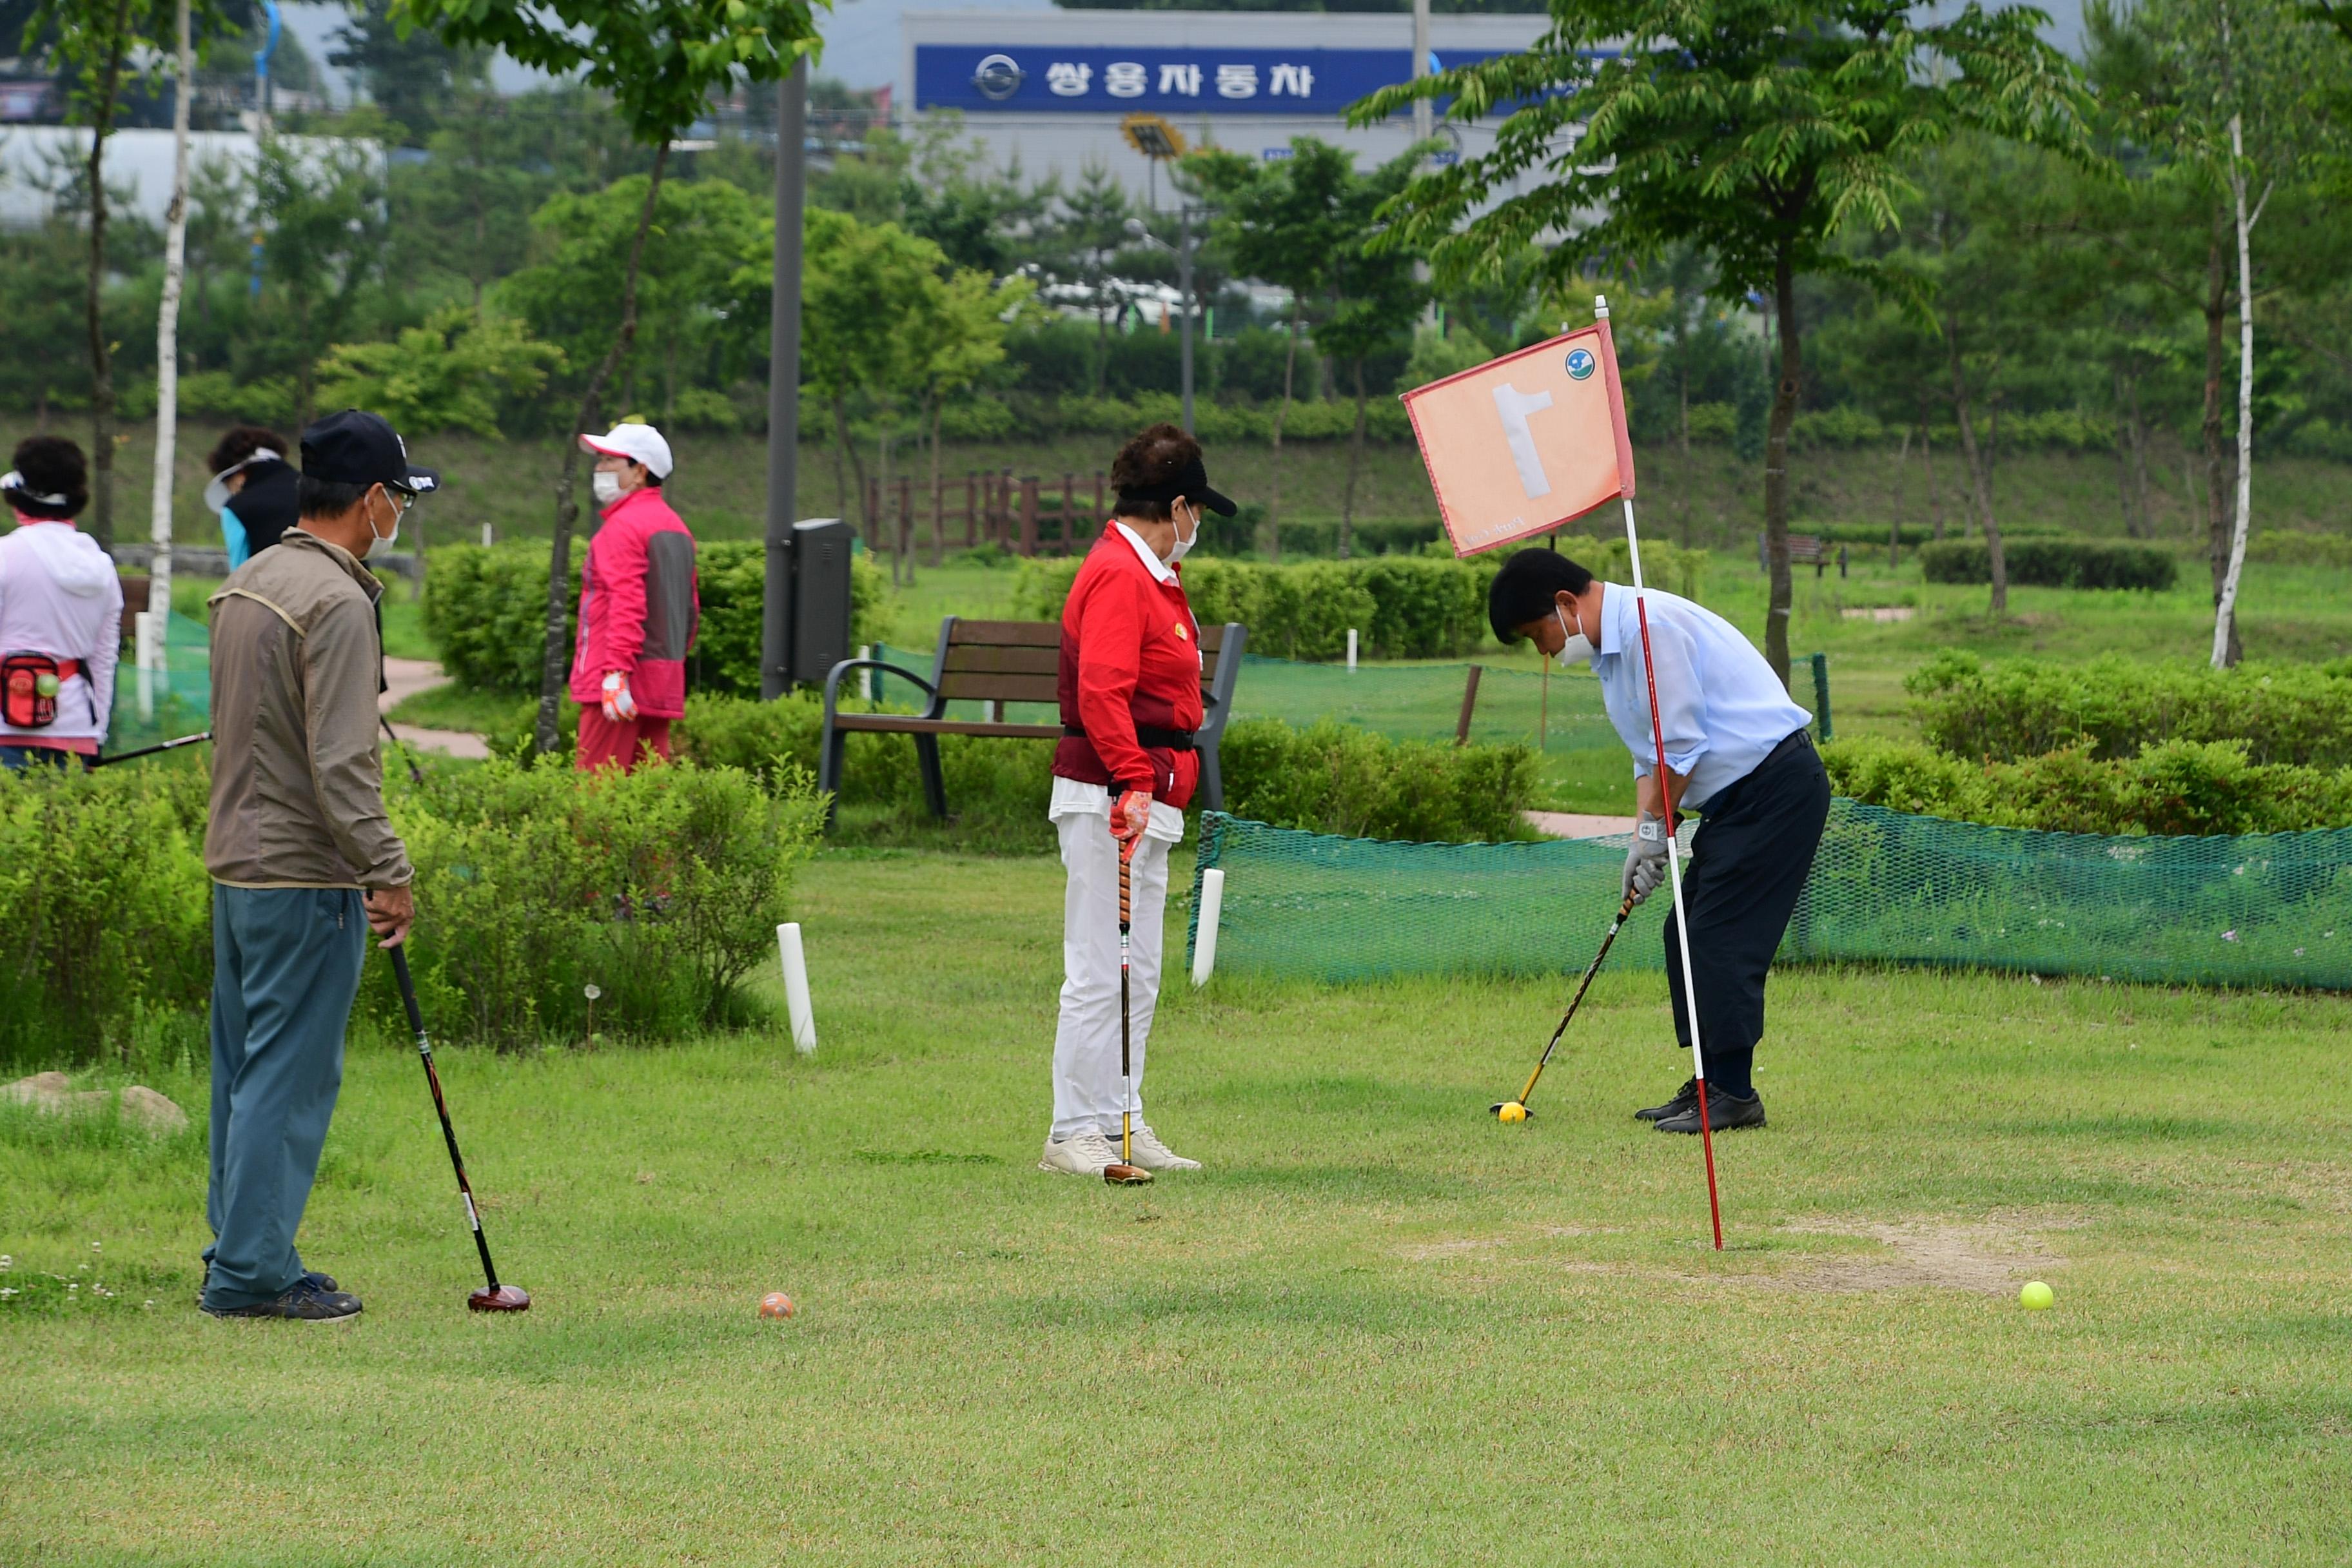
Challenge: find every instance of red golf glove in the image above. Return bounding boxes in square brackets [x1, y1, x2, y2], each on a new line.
[1110, 787, 1152, 860]
[600, 671, 638, 722]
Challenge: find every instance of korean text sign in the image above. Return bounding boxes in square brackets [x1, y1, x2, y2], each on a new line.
[917, 46, 1456, 117]
[1401, 323, 1638, 558]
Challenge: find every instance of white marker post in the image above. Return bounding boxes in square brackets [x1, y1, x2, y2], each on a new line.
[776, 923, 816, 1054]
[1600, 295, 1723, 1251]
[1191, 867, 1225, 986]
[1346, 629, 1358, 671]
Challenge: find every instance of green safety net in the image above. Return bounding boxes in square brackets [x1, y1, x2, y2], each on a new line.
[1186, 803, 2352, 992]
[106, 610, 211, 752]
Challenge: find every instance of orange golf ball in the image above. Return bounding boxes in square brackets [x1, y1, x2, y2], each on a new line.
[759, 1291, 795, 1319]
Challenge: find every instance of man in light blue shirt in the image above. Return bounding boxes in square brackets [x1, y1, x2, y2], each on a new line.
[1490, 548, 1830, 1133]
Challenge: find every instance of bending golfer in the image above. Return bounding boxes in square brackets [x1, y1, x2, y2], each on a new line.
[1489, 549, 1828, 1133]
[1040, 424, 1234, 1177]
[201, 410, 436, 1320]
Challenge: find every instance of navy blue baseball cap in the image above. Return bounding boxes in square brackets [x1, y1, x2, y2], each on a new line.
[300, 409, 440, 496]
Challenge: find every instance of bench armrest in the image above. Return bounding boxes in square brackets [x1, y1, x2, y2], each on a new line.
[821, 658, 940, 722]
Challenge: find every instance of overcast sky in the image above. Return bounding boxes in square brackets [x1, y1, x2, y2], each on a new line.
[282, 0, 2091, 101]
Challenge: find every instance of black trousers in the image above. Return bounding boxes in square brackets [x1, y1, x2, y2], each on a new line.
[1661, 730, 1831, 1098]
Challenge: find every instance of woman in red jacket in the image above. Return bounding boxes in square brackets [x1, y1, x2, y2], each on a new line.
[571, 422, 698, 772]
[1040, 425, 1237, 1178]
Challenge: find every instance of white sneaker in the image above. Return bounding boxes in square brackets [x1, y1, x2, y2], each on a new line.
[1122, 1124, 1202, 1171]
[1039, 1130, 1119, 1176]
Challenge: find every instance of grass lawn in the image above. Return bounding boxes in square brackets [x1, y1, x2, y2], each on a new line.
[6, 850, 2350, 1563]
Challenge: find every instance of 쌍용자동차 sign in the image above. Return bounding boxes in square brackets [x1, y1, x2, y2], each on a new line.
[921, 45, 1433, 115]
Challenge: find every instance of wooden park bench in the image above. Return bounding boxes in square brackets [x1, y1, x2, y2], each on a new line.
[818, 616, 1248, 827]
[1756, 533, 1847, 578]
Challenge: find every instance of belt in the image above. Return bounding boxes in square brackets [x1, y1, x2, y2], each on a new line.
[1064, 723, 1195, 752]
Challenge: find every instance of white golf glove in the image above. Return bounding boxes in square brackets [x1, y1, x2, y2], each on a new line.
[1623, 812, 1670, 906]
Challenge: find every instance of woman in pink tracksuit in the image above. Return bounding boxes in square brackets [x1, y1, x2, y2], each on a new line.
[0, 436, 120, 770]
[570, 422, 698, 772]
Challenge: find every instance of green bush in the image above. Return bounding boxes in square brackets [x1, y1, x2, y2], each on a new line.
[371, 757, 826, 1045]
[0, 763, 213, 1068]
[1917, 538, 2178, 591]
[1219, 718, 1537, 842]
[1006, 537, 1706, 663]
[425, 541, 889, 698]
[2246, 531, 2352, 569]
[1906, 652, 2352, 768]
[1824, 734, 2352, 836]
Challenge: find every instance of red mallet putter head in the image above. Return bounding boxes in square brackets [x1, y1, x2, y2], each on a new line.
[1102, 1162, 1153, 1186]
[468, 1284, 531, 1312]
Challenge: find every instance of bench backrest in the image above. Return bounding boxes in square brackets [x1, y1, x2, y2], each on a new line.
[926, 616, 1243, 718]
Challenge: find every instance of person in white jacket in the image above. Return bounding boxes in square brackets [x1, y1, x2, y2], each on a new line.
[0, 436, 121, 770]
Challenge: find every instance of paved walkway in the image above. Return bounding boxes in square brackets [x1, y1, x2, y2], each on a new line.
[380, 657, 491, 760]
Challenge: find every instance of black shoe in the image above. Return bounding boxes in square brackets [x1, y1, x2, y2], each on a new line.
[202, 1277, 363, 1322]
[1635, 1078, 1700, 1122]
[1653, 1087, 1765, 1134]
[198, 1263, 335, 1303]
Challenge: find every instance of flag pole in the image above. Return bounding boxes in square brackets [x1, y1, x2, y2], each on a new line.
[1598, 294, 1723, 1251]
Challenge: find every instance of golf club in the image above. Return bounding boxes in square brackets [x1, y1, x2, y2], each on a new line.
[380, 714, 426, 787]
[89, 730, 211, 768]
[1492, 893, 1636, 1118]
[389, 943, 530, 1311]
[1104, 836, 1153, 1187]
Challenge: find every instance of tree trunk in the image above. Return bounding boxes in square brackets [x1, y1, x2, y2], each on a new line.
[1338, 357, 1368, 560]
[2112, 369, 2141, 538]
[2199, 224, 2237, 663]
[1760, 251, 1799, 687]
[928, 398, 945, 567]
[534, 144, 671, 754]
[1893, 426, 1910, 568]
[148, 0, 193, 642]
[1944, 314, 2007, 615]
[2211, 117, 2261, 670]
[1919, 413, 1945, 542]
[2125, 376, 2154, 538]
[83, 0, 134, 550]
[1267, 301, 1300, 562]
[833, 395, 872, 549]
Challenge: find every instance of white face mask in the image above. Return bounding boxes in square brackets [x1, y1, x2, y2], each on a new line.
[366, 488, 401, 558]
[591, 470, 625, 507]
[1166, 502, 1199, 564]
[1555, 605, 1596, 665]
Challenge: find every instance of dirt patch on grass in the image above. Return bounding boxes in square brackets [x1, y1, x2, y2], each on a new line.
[1775, 1214, 2079, 1295]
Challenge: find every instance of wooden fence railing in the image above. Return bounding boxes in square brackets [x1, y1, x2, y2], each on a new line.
[861, 470, 1111, 562]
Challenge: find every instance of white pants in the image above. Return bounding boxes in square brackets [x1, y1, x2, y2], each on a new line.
[1050, 805, 1175, 1141]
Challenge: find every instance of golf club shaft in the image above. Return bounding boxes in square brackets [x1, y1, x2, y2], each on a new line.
[380, 714, 426, 787]
[390, 945, 502, 1293]
[1513, 894, 1635, 1109]
[1119, 843, 1133, 1166]
[90, 730, 211, 767]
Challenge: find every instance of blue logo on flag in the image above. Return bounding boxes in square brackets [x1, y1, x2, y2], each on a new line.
[1565, 348, 1596, 382]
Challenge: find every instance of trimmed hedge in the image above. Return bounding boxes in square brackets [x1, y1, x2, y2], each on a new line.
[1906, 652, 2352, 769]
[1917, 538, 2178, 591]
[1220, 718, 1538, 842]
[424, 540, 889, 696]
[1008, 534, 1709, 662]
[1823, 734, 2352, 836]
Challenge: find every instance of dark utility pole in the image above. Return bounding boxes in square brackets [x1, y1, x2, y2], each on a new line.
[761, 56, 809, 700]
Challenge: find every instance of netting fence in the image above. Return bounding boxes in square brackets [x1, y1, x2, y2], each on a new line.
[106, 611, 211, 752]
[1187, 803, 2352, 991]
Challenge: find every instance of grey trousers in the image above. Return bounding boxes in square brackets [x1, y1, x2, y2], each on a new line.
[202, 885, 368, 1309]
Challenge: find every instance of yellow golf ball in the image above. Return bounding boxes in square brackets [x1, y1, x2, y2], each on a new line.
[1497, 1101, 1528, 1123]
[2019, 1280, 2054, 1311]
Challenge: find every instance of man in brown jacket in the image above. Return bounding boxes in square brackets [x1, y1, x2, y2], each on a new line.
[200, 409, 436, 1322]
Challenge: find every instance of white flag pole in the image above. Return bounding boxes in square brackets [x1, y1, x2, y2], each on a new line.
[1598, 294, 1723, 1251]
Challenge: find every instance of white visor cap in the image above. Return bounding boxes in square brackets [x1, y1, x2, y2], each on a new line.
[580, 422, 673, 480]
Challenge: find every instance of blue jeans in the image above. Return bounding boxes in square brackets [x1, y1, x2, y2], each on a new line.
[0, 745, 86, 771]
[202, 885, 368, 1310]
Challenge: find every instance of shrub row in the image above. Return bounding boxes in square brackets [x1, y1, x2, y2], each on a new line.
[424, 541, 889, 696]
[1008, 536, 1708, 663]
[1219, 719, 1538, 843]
[2246, 531, 2352, 569]
[0, 756, 823, 1063]
[1917, 538, 2179, 591]
[1823, 734, 2352, 837]
[677, 694, 1536, 844]
[1906, 652, 2352, 769]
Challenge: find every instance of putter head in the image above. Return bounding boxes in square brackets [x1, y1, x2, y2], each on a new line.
[1101, 1162, 1154, 1186]
[467, 1284, 531, 1313]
